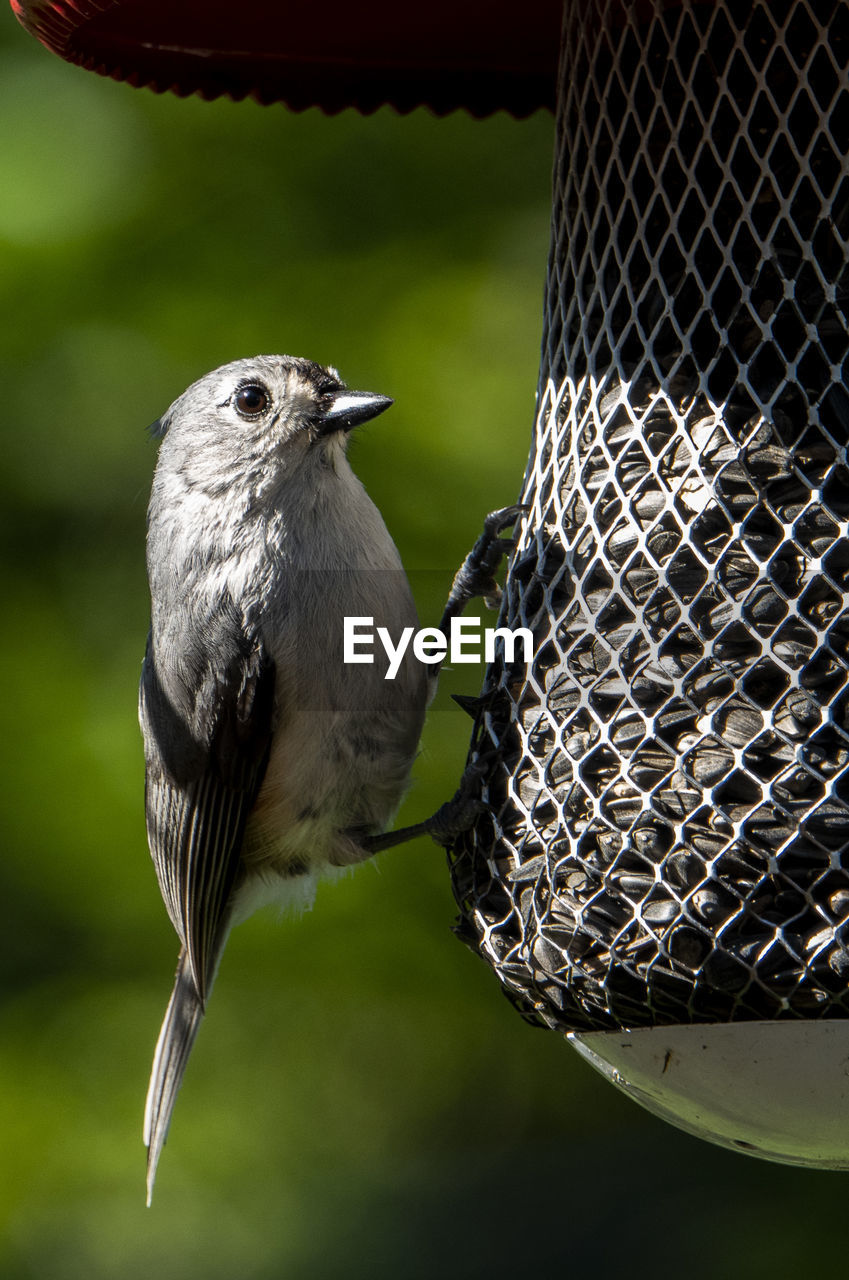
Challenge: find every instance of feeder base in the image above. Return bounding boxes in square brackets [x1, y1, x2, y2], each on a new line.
[568, 1021, 849, 1170]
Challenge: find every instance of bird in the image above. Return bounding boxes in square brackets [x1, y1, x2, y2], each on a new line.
[138, 354, 432, 1202]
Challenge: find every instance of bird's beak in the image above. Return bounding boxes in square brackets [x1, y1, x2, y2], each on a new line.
[321, 389, 393, 434]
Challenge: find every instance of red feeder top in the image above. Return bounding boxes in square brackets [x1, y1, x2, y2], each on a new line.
[10, 0, 564, 116]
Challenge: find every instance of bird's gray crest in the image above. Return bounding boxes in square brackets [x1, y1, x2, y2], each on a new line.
[144, 355, 388, 447]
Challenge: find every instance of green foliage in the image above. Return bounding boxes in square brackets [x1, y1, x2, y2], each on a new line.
[1, 8, 847, 1278]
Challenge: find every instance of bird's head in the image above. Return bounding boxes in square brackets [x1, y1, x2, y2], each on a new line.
[151, 355, 393, 499]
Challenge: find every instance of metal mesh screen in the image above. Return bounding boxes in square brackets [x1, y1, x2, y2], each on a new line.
[450, 0, 849, 1032]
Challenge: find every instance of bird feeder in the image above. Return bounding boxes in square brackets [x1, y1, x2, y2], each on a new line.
[14, 0, 849, 1169]
[8, 0, 563, 116]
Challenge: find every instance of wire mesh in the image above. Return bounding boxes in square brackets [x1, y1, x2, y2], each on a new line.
[450, 0, 849, 1032]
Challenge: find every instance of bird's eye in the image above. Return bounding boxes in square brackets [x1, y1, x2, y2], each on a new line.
[234, 383, 270, 419]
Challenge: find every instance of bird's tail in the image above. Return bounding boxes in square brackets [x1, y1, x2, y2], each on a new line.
[143, 949, 204, 1205]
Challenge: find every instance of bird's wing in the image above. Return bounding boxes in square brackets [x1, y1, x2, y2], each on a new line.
[139, 595, 277, 1003]
[139, 596, 276, 1198]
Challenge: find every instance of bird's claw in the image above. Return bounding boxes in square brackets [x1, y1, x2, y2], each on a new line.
[440, 504, 528, 628]
[423, 759, 488, 847]
[482, 503, 528, 540]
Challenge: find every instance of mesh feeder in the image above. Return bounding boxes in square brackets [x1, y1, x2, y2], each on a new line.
[451, 0, 849, 1169]
[14, 0, 849, 1169]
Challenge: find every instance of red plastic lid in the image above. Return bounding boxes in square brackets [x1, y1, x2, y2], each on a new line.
[10, 0, 564, 116]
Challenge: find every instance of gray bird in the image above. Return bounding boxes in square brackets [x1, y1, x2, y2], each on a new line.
[139, 355, 431, 1202]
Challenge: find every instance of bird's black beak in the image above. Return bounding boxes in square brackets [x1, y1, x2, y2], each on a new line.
[321, 389, 393, 434]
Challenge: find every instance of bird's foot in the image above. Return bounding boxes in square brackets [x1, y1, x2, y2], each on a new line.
[357, 761, 487, 855]
[421, 762, 487, 848]
[439, 504, 527, 624]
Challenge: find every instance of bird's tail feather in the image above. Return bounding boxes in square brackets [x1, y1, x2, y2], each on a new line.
[144, 949, 204, 1205]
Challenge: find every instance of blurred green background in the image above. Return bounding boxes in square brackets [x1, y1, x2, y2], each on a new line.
[1, 6, 847, 1277]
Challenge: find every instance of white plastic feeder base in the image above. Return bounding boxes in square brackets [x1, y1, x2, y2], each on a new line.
[568, 1021, 849, 1170]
